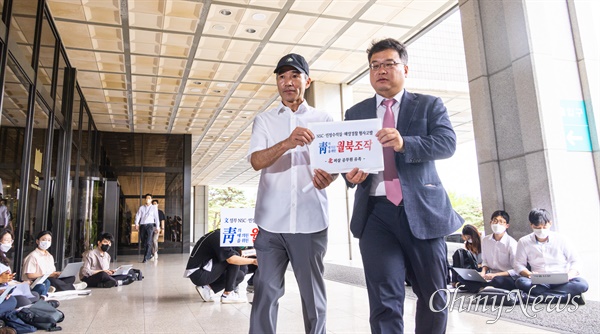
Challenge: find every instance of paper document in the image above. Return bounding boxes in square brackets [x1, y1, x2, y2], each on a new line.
[111, 264, 133, 276]
[30, 273, 51, 289]
[307, 119, 384, 174]
[0, 285, 16, 305]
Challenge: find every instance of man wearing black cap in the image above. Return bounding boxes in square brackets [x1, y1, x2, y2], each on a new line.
[247, 53, 337, 334]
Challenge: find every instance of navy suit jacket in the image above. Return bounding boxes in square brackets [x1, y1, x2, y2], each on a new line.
[345, 91, 463, 240]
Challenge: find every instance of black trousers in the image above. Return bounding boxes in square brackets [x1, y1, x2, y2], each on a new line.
[82, 271, 129, 287]
[139, 224, 155, 261]
[359, 197, 448, 334]
[189, 262, 247, 293]
[48, 276, 75, 291]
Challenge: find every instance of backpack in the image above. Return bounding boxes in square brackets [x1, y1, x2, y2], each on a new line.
[452, 248, 478, 269]
[450, 248, 479, 283]
[1, 310, 38, 333]
[17, 300, 64, 331]
[131, 268, 143, 281]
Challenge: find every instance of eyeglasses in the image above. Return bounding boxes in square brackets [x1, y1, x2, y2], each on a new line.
[369, 61, 403, 71]
[491, 219, 507, 225]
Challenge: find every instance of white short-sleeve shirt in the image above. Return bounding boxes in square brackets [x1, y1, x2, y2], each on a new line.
[22, 248, 56, 280]
[247, 101, 333, 234]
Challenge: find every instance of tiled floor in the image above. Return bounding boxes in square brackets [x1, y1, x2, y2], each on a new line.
[49, 254, 554, 333]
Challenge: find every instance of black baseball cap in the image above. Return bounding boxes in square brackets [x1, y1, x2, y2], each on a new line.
[274, 53, 309, 76]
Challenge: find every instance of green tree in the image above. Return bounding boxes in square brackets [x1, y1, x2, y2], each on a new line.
[448, 192, 484, 231]
[208, 187, 255, 230]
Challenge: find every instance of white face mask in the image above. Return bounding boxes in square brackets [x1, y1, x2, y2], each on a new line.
[491, 224, 506, 235]
[533, 228, 550, 239]
[38, 240, 51, 250]
[0, 243, 11, 253]
[466, 238, 473, 244]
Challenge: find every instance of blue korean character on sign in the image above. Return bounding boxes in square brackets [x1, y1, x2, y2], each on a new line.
[222, 227, 236, 244]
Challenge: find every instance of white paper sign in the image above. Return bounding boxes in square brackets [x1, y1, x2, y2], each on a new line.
[220, 208, 258, 247]
[308, 119, 384, 174]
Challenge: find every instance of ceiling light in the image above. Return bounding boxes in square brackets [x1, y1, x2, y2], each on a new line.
[216, 83, 227, 87]
[219, 9, 232, 16]
[191, 88, 201, 92]
[213, 24, 225, 31]
[193, 81, 202, 85]
[245, 28, 256, 34]
[213, 90, 221, 93]
[252, 13, 266, 21]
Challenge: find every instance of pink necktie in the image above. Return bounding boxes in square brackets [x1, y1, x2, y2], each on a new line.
[382, 99, 403, 206]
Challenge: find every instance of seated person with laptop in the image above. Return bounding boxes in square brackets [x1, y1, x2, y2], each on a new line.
[456, 210, 518, 293]
[80, 232, 135, 288]
[514, 208, 588, 304]
[22, 230, 87, 294]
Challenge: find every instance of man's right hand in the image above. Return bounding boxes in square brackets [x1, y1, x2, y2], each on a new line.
[345, 167, 369, 184]
[285, 127, 314, 149]
[134, 225, 138, 231]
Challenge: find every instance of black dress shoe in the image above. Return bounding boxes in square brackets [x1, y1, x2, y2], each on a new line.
[572, 294, 586, 305]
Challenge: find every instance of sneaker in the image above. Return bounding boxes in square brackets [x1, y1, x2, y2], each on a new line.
[48, 286, 56, 293]
[154, 252, 158, 260]
[98, 280, 117, 288]
[220, 291, 247, 304]
[73, 282, 88, 290]
[196, 285, 214, 302]
[246, 284, 254, 294]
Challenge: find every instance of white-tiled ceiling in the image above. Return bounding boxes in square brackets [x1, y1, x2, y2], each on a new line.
[44, 0, 468, 188]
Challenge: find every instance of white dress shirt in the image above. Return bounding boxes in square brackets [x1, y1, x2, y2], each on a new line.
[248, 101, 333, 234]
[481, 232, 518, 277]
[514, 231, 580, 274]
[370, 90, 404, 196]
[134, 204, 160, 228]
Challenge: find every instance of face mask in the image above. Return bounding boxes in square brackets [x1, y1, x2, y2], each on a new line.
[491, 224, 506, 235]
[39, 240, 51, 250]
[466, 238, 473, 244]
[533, 228, 549, 239]
[101, 244, 110, 252]
[0, 243, 11, 253]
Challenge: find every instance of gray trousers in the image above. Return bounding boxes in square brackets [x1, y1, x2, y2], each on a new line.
[249, 228, 328, 334]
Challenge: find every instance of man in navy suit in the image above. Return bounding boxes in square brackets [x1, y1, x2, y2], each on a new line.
[344, 38, 463, 333]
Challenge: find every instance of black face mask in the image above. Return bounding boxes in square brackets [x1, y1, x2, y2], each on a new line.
[101, 244, 110, 252]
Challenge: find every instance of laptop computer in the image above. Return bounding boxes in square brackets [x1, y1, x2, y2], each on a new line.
[531, 273, 569, 285]
[58, 262, 84, 279]
[453, 268, 488, 283]
[111, 264, 133, 276]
